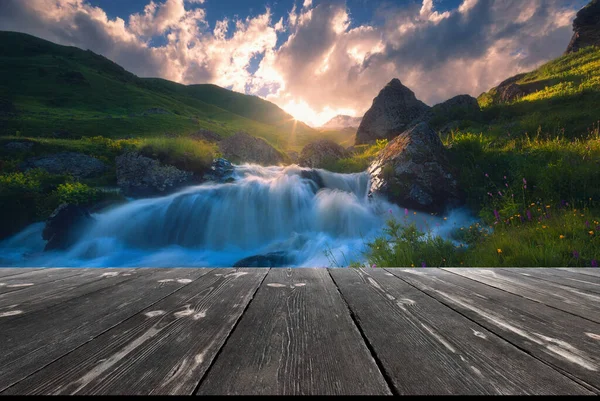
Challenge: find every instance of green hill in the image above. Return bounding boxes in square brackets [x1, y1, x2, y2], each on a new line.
[0, 30, 318, 150]
[477, 46, 600, 138]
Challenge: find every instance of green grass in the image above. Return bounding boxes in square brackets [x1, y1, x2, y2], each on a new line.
[323, 139, 388, 173]
[0, 31, 326, 151]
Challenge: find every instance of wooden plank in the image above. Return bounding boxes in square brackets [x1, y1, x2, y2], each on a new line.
[3, 268, 268, 395]
[387, 268, 600, 393]
[0, 268, 86, 296]
[0, 268, 144, 319]
[197, 268, 391, 395]
[444, 268, 600, 324]
[500, 268, 600, 295]
[559, 268, 600, 278]
[0, 268, 45, 279]
[0, 268, 212, 392]
[329, 268, 591, 395]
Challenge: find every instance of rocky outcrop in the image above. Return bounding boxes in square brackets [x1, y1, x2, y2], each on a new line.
[233, 251, 291, 267]
[116, 152, 193, 197]
[355, 78, 430, 145]
[566, 0, 600, 54]
[202, 158, 235, 183]
[190, 129, 222, 143]
[286, 150, 299, 164]
[4, 141, 34, 152]
[368, 122, 462, 213]
[20, 152, 107, 179]
[298, 139, 348, 168]
[218, 132, 285, 166]
[431, 95, 481, 122]
[42, 204, 95, 251]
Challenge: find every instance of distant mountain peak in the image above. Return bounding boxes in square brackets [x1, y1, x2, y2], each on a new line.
[320, 114, 362, 129]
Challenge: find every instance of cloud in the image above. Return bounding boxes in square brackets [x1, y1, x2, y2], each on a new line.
[0, 0, 587, 126]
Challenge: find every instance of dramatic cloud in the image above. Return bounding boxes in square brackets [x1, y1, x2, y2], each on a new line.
[0, 0, 586, 126]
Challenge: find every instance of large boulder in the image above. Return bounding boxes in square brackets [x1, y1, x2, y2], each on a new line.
[116, 152, 193, 197]
[42, 204, 95, 251]
[202, 158, 235, 183]
[218, 132, 285, 166]
[355, 78, 430, 145]
[368, 122, 462, 213]
[430, 95, 481, 124]
[566, 0, 600, 54]
[298, 139, 348, 168]
[20, 152, 107, 179]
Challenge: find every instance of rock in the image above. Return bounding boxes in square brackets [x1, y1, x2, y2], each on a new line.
[437, 121, 461, 136]
[20, 152, 107, 179]
[299, 169, 325, 192]
[202, 158, 235, 183]
[4, 141, 34, 152]
[286, 150, 299, 164]
[368, 122, 462, 213]
[233, 251, 292, 267]
[218, 132, 285, 166]
[430, 95, 481, 123]
[190, 129, 222, 143]
[355, 78, 430, 145]
[116, 152, 193, 197]
[42, 204, 95, 251]
[298, 139, 348, 168]
[566, 0, 600, 54]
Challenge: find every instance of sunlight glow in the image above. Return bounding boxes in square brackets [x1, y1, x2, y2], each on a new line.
[281, 100, 357, 127]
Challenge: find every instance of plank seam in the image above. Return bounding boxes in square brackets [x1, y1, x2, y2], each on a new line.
[192, 268, 271, 396]
[326, 269, 398, 396]
[0, 268, 46, 280]
[496, 268, 600, 295]
[385, 268, 600, 394]
[442, 268, 600, 325]
[0, 270, 89, 297]
[0, 269, 215, 394]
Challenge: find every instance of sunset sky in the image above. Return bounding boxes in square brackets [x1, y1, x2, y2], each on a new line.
[0, 0, 586, 126]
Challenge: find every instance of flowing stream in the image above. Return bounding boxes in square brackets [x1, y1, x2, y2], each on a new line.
[0, 164, 476, 267]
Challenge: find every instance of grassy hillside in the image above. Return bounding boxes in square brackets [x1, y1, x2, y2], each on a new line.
[354, 46, 600, 268]
[0, 30, 319, 150]
[477, 46, 600, 138]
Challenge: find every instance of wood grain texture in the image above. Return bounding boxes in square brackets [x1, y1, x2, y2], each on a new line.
[0, 268, 45, 279]
[387, 268, 600, 393]
[499, 268, 600, 295]
[0, 268, 84, 295]
[559, 268, 600, 278]
[3, 268, 267, 395]
[330, 268, 591, 395]
[197, 268, 391, 395]
[444, 268, 600, 324]
[0, 268, 144, 320]
[0, 268, 211, 392]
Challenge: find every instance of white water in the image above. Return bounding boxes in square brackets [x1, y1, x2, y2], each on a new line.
[0, 164, 477, 267]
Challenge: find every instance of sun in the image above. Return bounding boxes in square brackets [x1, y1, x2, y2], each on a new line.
[281, 100, 357, 127]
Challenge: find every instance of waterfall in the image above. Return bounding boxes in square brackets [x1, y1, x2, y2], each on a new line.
[0, 164, 476, 267]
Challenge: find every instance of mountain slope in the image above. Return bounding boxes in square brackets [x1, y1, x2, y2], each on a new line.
[0, 31, 317, 150]
[477, 45, 600, 137]
[321, 115, 362, 129]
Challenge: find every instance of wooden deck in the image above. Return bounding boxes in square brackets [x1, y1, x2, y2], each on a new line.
[0, 267, 599, 395]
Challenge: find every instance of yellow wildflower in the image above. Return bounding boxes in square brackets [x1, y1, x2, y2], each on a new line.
[559, 235, 565, 239]
[497, 249, 502, 254]
[590, 231, 595, 236]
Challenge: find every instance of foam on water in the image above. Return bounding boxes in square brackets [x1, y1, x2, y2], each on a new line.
[0, 164, 477, 267]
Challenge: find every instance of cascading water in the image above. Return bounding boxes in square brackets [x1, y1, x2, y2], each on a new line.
[0, 164, 476, 267]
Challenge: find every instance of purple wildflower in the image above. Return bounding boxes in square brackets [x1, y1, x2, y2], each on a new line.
[526, 209, 532, 221]
[421, 262, 427, 268]
[404, 208, 409, 217]
[505, 183, 509, 188]
[493, 210, 500, 221]
[591, 259, 598, 268]
[519, 215, 524, 223]
[523, 178, 527, 185]
[487, 192, 493, 197]
[573, 250, 580, 259]
[498, 191, 503, 196]
[585, 221, 590, 228]
[504, 176, 507, 179]
[389, 209, 393, 214]
[485, 173, 489, 178]
[371, 264, 376, 268]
